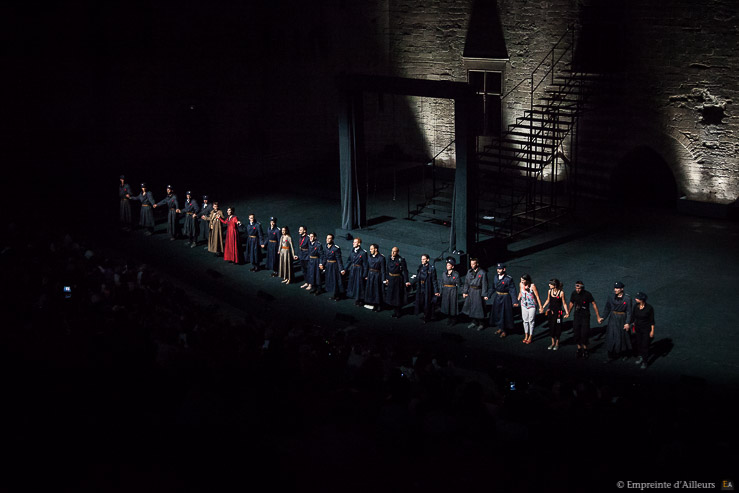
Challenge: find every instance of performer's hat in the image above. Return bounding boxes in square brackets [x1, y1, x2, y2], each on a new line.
[166, 184, 173, 189]
[140, 182, 147, 188]
[186, 190, 192, 195]
[496, 262, 506, 269]
[202, 195, 209, 200]
[270, 216, 276, 222]
[614, 281, 625, 289]
[119, 175, 125, 180]
[446, 257, 456, 266]
[634, 292, 647, 301]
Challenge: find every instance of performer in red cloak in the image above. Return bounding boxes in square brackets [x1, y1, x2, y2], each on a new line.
[219, 207, 243, 264]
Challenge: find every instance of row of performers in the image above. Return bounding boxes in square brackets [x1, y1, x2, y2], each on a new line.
[119, 180, 655, 366]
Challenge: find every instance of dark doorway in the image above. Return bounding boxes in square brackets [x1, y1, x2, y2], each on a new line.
[610, 146, 678, 208]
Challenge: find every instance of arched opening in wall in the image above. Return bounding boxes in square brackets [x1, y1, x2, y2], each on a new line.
[610, 146, 678, 208]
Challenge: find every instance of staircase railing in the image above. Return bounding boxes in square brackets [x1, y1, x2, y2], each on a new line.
[428, 139, 456, 200]
[480, 24, 578, 238]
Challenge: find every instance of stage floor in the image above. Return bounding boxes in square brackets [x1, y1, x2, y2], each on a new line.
[111, 183, 739, 392]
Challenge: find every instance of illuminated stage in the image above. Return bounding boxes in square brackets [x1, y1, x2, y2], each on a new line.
[112, 177, 739, 391]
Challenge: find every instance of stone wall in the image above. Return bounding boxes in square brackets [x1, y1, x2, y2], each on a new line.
[569, 0, 738, 203]
[11, 0, 735, 203]
[377, 0, 737, 202]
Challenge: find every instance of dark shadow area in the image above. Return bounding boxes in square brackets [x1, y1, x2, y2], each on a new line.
[572, 1, 633, 73]
[5, 1, 739, 490]
[590, 324, 607, 340]
[2, 206, 737, 492]
[464, 0, 507, 61]
[648, 337, 675, 365]
[610, 146, 679, 208]
[366, 215, 395, 227]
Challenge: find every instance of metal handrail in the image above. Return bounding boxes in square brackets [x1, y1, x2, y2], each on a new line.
[429, 139, 456, 199]
[501, 25, 573, 101]
[481, 24, 577, 238]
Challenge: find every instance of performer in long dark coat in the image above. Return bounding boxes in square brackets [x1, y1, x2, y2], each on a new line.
[461, 258, 487, 330]
[119, 175, 133, 230]
[129, 183, 156, 235]
[265, 217, 281, 276]
[440, 258, 461, 325]
[487, 262, 518, 337]
[346, 238, 368, 306]
[305, 233, 323, 294]
[198, 195, 212, 246]
[364, 244, 386, 311]
[598, 281, 633, 360]
[320, 234, 345, 300]
[244, 214, 265, 271]
[154, 185, 180, 240]
[297, 226, 311, 287]
[410, 254, 439, 323]
[178, 191, 200, 247]
[384, 247, 409, 318]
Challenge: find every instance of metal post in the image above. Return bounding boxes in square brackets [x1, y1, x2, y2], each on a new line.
[432, 157, 436, 200]
[551, 45, 555, 85]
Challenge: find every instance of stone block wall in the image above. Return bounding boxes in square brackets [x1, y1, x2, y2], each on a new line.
[564, 0, 738, 203]
[366, 0, 738, 202]
[12, 0, 735, 204]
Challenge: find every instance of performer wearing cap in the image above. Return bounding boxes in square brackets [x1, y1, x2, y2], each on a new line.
[567, 281, 601, 358]
[178, 191, 200, 247]
[219, 206, 243, 264]
[462, 258, 487, 331]
[244, 214, 265, 272]
[203, 201, 224, 256]
[598, 281, 633, 361]
[297, 226, 311, 287]
[265, 217, 281, 276]
[119, 175, 133, 230]
[364, 244, 386, 311]
[439, 258, 461, 325]
[630, 292, 654, 369]
[487, 262, 518, 338]
[408, 254, 439, 324]
[153, 185, 180, 240]
[278, 226, 298, 284]
[128, 183, 156, 235]
[197, 195, 212, 247]
[346, 237, 368, 306]
[384, 247, 409, 318]
[305, 232, 323, 294]
[320, 234, 345, 300]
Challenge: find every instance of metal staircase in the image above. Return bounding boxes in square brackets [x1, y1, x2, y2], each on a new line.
[475, 25, 599, 240]
[411, 25, 601, 244]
